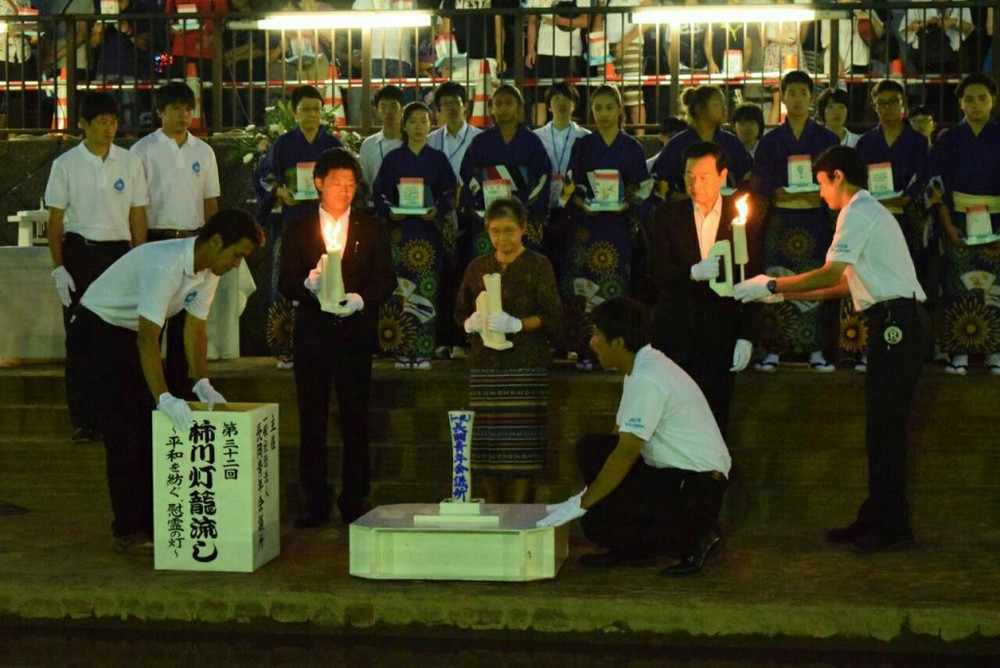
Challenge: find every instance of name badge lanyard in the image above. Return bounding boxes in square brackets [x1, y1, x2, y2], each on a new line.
[551, 126, 571, 178]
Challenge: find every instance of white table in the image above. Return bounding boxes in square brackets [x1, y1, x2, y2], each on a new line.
[6, 208, 48, 248]
[0, 246, 65, 360]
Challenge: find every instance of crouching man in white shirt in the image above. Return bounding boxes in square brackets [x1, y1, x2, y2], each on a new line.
[68, 210, 265, 552]
[538, 297, 731, 576]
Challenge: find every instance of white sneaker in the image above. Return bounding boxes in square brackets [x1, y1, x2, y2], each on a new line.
[753, 353, 779, 372]
[434, 346, 451, 360]
[854, 355, 867, 373]
[413, 358, 432, 370]
[809, 351, 835, 373]
[945, 354, 969, 376]
[986, 353, 1000, 376]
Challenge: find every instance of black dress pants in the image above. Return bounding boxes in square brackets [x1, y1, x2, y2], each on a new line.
[575, 433, 727, 558]
[855, 298, 930, 536]
[293, 309, 374, 520]
[67, 308, 155, 537]
[61, 233, 130, 428]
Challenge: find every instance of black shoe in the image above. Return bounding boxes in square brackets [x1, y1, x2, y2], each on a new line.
[338, 498, 370, 524]
[827, 521, 869, 544]
[71, 427, 97, 443]
[853, 529, 915, 554]
[293, 513, 330, 529]
[661, 530, 723, 576]
[113, 532, 154, 553]
[579, 550, 655, 568]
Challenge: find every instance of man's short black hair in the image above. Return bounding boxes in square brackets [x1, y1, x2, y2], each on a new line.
[291, 85, 323, 111]
[780, 70, 814, 94]
[590, 298, 650, 354]
[433, 81, 468, 107]
[545, 81, 579, 106]
[198, 209, 265, 249]
[731, 103, 764, 136]
[870, 79, 905, 100]
[956, 72, 998, 99]
[79, 92, 118, 122]
[682, 141, 729, 172]
[313, 147, 363, 185]
[373, 85, 406, 106]
[813, 145, 867, 189]
[155, 82, 196, 111]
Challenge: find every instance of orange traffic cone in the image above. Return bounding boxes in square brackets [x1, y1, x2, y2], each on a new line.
[469, 59, 494, 129]
[184, 62, 203, 132]
[52, 68, 68, 130]
[325, 65, 347, 128]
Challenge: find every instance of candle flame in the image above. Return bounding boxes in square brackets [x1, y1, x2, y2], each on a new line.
[321, 215, 346, 252]
[735, 194, 749, 225]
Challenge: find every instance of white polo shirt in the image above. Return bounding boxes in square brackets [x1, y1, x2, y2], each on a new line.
[429, 122, 482, 181]
[827, 190, 927, 312]
[617, 345, 731, 476]
[81, 237, 220, 332]
[358, 131, 404, 188]
[44, 142, 150, 242]
[130, 129, 221, 231]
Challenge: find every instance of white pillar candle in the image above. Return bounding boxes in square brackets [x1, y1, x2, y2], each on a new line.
[731, 195, 750, 283]
[319, 251, 347, 314]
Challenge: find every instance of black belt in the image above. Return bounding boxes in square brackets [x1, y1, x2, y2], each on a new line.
[64, 232, 130, 246]
[148, 229, 198, 239]
[868, 296, 920, 316]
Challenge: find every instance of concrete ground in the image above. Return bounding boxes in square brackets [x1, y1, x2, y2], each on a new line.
[2, 359, 1000, 664]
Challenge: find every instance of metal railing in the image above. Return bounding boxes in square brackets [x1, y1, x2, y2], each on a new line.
[0, 3, 995, 135]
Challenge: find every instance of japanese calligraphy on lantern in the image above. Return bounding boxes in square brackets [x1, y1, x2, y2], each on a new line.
[153, 403, 280, 572]
[448, 410, 475, 502]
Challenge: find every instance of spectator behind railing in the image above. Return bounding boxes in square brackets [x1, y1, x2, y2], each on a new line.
[165, 0, 227, 127]
[265, 0, 333, 109]
[820, 0, 886, 77]
[762, 0, 808, 125]
[902, 0, 974, 75]
[39, 0, 94, 81]
[0, 0, 43, 131]
[221, 0, 268, 127]
[525, 0, 590, 127]
[91, 0, 154, 130]
[591, 0, 648, 133]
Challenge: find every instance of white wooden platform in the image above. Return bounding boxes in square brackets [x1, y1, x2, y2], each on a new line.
[349, 503, 569, 582]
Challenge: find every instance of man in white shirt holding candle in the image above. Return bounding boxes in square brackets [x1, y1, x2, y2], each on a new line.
[279, 148, 396, 528]
[735, 145, 930, 553]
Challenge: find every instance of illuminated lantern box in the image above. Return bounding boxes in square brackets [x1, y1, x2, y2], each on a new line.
[349, 503, 569, 582]
[152, 403, 280, 572]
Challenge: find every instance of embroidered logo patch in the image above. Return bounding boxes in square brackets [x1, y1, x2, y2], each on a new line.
[113, 178, 125, 192]
[184, 291, 197, 305]
[192, 161, 201, 174]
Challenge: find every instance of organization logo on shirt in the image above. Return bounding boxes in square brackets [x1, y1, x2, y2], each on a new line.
[184, 291, 198, 305]
[623, 417, 646, 432]
[113, 178, 125, 192]
[192, 161, 201, 175]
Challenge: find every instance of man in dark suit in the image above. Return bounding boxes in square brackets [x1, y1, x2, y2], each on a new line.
[280, 148, 396, 527]
[648, 142, 762, 438]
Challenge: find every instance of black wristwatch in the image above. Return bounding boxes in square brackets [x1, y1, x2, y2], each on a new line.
[766, 279, 778, 294]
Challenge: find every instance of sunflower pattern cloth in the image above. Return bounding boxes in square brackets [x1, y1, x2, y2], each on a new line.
[939, 244, 1000, 355]
[378, 223, 443, 359]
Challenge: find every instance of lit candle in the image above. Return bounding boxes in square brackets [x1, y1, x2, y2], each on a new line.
[731, 194, 749, 283]
[319, 214, 348, 314]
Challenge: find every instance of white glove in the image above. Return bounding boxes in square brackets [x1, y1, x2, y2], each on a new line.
[338, 292, 364, 316]
[488, 311, 523, 334]
[193, 378, 227, 410]
[463, 311, 483, 334]
[304, 266, 322, 294]
[690, 257, 721, 282]
[52, 265, 76, 308]
[536, 489, 588, 528]
[734, 274, 773, 302]
[158, 392, 194, 434]
[730, 338, 753, 372]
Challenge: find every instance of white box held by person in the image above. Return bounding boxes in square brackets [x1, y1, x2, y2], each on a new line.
[153, 403, 280, 572]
